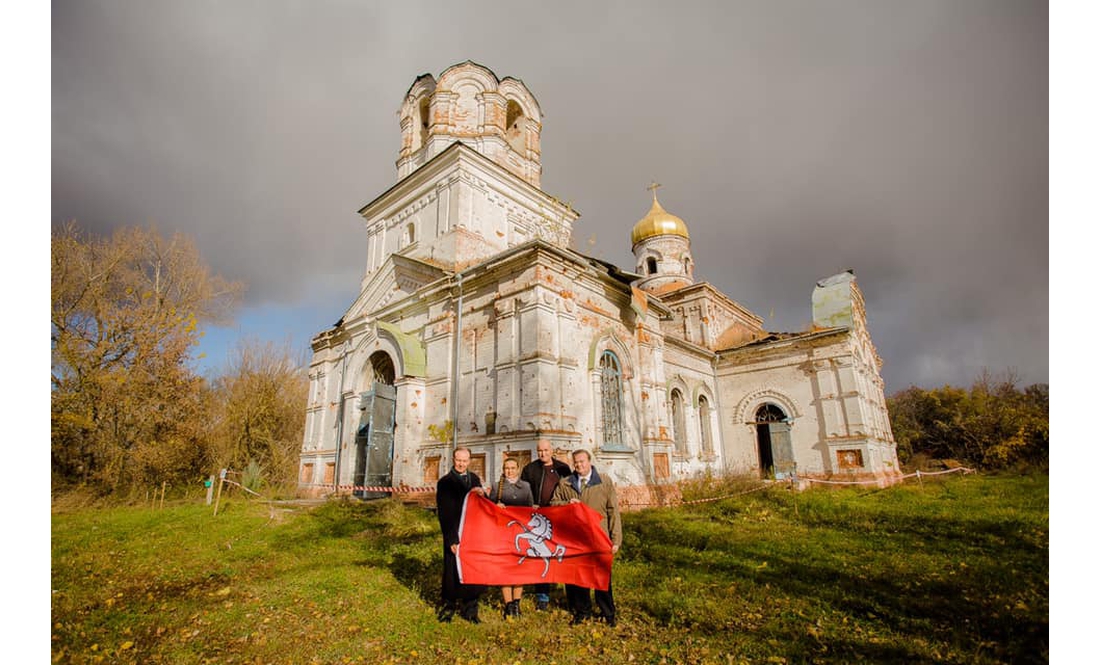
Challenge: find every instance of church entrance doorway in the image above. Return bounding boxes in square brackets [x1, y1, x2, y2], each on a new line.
[754, 404, 793, 479]
[354, 352, 397, 499]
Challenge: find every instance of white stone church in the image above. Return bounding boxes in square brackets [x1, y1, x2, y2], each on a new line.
[297, 62, 899, 504]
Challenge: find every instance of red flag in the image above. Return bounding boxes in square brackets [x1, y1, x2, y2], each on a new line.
[456, 493, 613, 590]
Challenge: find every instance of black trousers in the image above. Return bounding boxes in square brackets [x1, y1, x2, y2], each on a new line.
[565, 580, 614, 620]
[441, 547, 484, 618]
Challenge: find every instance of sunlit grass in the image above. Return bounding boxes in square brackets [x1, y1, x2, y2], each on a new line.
[52, 473, 1047, 664]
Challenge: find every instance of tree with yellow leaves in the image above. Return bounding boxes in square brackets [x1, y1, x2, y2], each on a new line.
[51, 222, 243, 494]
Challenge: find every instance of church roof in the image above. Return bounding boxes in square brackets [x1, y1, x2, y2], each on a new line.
[631, 193, 689, 245]
[717, 327, 848, 354]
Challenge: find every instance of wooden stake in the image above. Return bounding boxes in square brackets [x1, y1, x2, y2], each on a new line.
[159, 481, 167, 509]
[212, 469, 226, 516]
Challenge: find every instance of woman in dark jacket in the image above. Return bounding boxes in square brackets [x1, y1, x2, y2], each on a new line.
[488, 457, 534, 618]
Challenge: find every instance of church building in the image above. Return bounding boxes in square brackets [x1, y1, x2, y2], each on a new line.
[297, 62, 899, 504]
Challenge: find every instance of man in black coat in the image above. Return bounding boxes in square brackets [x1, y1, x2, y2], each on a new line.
[436, 446, 486, 623]
[519, 438, 573, 611]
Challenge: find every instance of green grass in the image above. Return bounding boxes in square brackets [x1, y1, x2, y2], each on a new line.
[51, 473, 1047, 664]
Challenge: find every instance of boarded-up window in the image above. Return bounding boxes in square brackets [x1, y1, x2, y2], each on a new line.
[469, 454, 487, 483]
[505, 450, 532, 469]
[423, 456, 441, 486]
[323, 462, 336, 484]
[300, 463, 315, 484]
[671, 389, 687, 455]
[698, 395, 714, 455]
[837, 449, 864, 469]
[653, 452, 670, 480]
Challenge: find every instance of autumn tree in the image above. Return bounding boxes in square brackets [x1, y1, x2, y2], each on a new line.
[51, 223, 243, 494]
[207, 339, 308, 492]
[887, 370, 1048, 471]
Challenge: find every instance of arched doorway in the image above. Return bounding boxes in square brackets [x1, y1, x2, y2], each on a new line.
[754, 403, 790, 479]
[354, 351, 397, 498]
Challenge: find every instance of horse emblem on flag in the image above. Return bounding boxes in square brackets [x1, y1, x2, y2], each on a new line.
[507, 513, 566, 577]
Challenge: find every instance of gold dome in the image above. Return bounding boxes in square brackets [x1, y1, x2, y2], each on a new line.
[631, 194, 690, 246]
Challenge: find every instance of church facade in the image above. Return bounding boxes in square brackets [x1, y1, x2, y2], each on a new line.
[297, 62, 899, 503]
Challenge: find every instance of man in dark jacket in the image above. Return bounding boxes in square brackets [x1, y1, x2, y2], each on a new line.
[436, 446, 485, 623]
[520, 438, 573, 611]
[551, 448, 622, 627]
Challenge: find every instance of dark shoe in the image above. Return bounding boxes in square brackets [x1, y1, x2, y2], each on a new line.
[570, 613, 590, 626]
[461, 613, 480, 624]
[535, 599, 549, 611]
[604, 614, 617, 627]
[437, 607, 454, 623]
[512, 600, 521, 618]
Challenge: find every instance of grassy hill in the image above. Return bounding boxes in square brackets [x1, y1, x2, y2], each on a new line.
[51, 473, 1047, 664]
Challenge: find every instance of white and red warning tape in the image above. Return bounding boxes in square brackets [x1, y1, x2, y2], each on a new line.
[222, 478, 266, 498]
[301, 483, 436, 493]
[222, 466, 976, 510]
[620, 467, 976, 508]
[804, 466, 974, 486]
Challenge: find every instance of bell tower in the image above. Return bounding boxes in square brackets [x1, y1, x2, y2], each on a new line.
[359, 62, 576, 277]
[396, 61, 543, 187]
[631, 184, 694, 294]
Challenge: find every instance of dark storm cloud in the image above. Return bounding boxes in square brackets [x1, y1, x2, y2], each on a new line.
[52, 0, 1047, 390]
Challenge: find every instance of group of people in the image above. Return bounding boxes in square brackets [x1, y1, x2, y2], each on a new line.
[434, 439, 622, 626]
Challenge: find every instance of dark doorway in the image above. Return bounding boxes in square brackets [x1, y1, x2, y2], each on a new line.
[754, 403, 787, 479]
[354, 352, 397, 499]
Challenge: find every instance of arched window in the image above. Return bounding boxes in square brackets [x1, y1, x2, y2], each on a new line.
[369, 351, 395, 386]
[599, 350, 625, 449]
[405, 222, 416, 246]
[646, 257, 658, 275]
[755, 403, 787, 423]
[505, 99, 526, 153]
[671, 389, 687, 454]
[698, 395, 713, 455]
[418, 97, 431, 146]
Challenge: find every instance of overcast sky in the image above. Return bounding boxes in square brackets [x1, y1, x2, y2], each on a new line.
[51, 0, 1048, 392]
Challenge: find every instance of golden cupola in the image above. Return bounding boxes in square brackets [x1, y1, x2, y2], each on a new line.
[631, 192, 690, 247]
[631, 186, 694, 294]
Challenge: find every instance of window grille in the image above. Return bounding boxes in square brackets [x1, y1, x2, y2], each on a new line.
[599, 350, 625, 449]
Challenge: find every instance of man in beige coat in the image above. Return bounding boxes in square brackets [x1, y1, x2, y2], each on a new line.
[551, 448, 622, 626]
